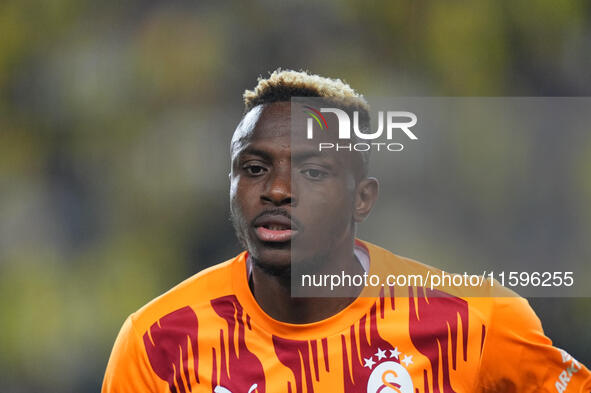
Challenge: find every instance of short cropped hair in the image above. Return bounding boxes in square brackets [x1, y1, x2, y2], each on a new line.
[243, 69, 371, 178]
[244, 69, 369, 113]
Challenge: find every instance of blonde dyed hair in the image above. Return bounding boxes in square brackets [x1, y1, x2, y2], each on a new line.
[243, 69, 369, 113]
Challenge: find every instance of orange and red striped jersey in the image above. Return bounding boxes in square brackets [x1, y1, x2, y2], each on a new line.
[102, 240, 591, 393]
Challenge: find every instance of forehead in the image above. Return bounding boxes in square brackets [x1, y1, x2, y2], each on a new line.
[231, 102, 346, 159]
[231, 102, 292, 151]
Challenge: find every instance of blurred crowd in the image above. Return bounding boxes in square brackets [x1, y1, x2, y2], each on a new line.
[1, 1, 590, 391]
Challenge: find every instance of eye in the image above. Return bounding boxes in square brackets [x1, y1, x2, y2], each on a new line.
[244, 164, 267, 176]
[302, 168, 328, 180]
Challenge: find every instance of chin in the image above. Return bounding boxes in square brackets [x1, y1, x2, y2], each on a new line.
[249, 248, 292, 278]
[249, 245, 292, 266]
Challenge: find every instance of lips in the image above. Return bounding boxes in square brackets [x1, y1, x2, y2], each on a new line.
[253, 214, 298, 243]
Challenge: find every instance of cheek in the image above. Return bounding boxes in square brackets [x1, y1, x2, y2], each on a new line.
[229, 175, 241, 199]
[230, 178, 260, 217]
[229, 179, 247, 216]
[299, 188, 355, 227]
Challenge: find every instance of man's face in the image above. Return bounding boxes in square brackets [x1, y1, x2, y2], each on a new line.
[229, 102, 363, 272]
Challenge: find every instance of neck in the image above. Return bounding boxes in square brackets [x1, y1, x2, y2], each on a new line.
[249, 245, 364, 324]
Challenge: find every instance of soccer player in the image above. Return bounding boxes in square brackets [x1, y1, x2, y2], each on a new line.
[102, 70, 591, 393]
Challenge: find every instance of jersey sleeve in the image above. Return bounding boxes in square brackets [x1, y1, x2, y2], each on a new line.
[102, 315, 157, 393]
[476, 296, 591, 393]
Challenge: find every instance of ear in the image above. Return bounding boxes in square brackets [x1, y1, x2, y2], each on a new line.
[353, 177, 379, 223]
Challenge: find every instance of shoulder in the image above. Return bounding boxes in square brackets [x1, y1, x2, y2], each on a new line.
[360, 239, 450, 278]
[359, 239, 530, 316]
[128, 252, 246, 334]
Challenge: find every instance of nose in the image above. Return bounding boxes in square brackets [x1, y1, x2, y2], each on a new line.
[261, 168, 294, 206]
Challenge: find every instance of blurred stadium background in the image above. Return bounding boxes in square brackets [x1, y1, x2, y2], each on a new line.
[1, 1, 590, 391]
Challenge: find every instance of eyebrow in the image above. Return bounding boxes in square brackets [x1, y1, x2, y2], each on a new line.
[234, 147, 273, 162]
[234, 145, 335, 164]
[291, 150, 326, 162]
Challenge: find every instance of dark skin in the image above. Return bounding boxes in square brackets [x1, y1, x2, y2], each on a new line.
[229, 101, 379, 323]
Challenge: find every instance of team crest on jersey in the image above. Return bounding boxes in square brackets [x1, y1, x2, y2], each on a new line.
[213, 383, 258, 393]
[365, 347, 414, 393]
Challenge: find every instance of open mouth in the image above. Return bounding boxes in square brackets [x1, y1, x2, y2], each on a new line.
[253, 215, 297, 243]
[255, 224, 294, 242]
